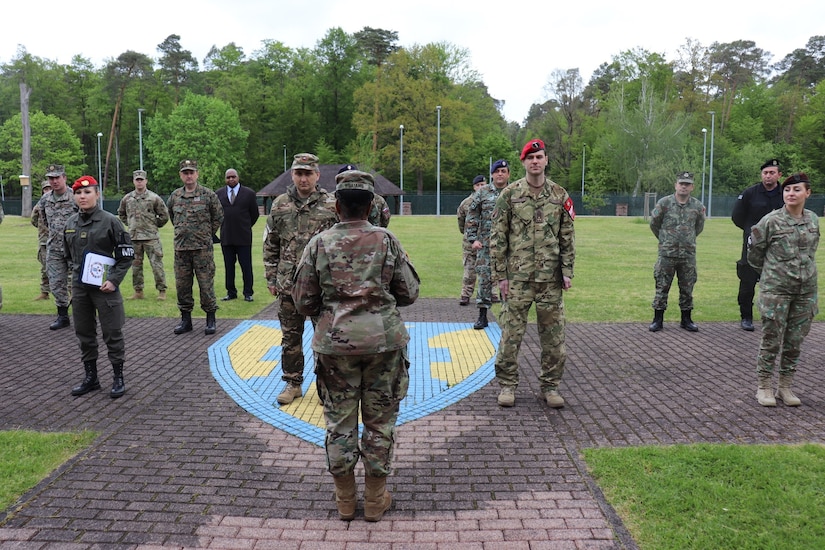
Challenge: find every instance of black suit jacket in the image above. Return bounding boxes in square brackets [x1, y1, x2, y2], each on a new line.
[217, 185, 260, 246]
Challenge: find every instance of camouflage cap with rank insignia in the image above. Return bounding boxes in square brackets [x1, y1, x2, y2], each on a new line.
[179, 159, 198, 172]
[676, 171, 695, 184]
[291, 153, 320, 172]
[45, 164, 65, 177]
[335, 169, 375, 195]
[133, 169, 147, 180]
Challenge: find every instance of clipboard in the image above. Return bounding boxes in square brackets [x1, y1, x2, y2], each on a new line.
[81, 252, 116, 286]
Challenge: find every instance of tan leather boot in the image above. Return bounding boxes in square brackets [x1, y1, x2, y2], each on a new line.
[157, 290, 166, 301]
[364, 475, 392, 522]
[756, 376, 776, 407]
[332, 473, 356, 520]
[777, 374, 801, 406]
[130, 290, 144, 300]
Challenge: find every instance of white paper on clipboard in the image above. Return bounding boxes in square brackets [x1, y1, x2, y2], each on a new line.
[81, 252, 116, 286]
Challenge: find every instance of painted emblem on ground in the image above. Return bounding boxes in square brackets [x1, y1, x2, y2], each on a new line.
[208, 320, 500, 446]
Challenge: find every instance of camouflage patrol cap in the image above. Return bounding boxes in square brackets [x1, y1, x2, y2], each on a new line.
[179, 159, 198, 172]
[133, 169, 147, 180]
[45, 164, 65, 177]
[291, 153, 320, 172]
[41, 180, 51, 190]
[335, 169, 375, 195]
[676, 171, 695, 184]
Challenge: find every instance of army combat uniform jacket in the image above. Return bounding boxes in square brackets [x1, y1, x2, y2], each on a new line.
[490, 177, 575, 284]
[167, 185, 223, 251]
[263, 184, 337, 296]
[118, 189, 169, 241]
[650, 195, 705, 258]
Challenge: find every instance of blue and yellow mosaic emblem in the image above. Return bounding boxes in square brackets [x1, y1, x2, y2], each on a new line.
[209, 321, 500, 446]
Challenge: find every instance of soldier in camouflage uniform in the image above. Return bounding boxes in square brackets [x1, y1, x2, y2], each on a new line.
[40, 164, 79, 330]
[338, 165, 391, 227]
[167, 159, 224, 336]
[491, 140, 575, 409]
[466, 160, 511, 328]
[292, 169, 419, 522]
[649, 171, 706, 332]
[118, 169, 169, 301]
[457, 175, 487, 306]
[63, 176, 133, 399]
[31, 180, 52, 300]
[748, 172, 819, 407]
[264, 153, 337, 406]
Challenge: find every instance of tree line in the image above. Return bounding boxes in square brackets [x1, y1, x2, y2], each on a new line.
[1, 29, 823, 205]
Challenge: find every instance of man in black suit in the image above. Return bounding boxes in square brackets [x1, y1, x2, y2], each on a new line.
[217, 168, 260, 301]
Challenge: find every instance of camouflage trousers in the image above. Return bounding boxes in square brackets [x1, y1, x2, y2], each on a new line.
[132, 239, 167, 292]
[756, 290, 817, 377]
[278, 295, 316, 384]
[495, 280, 566, 393]
[652, 255, 696, 311]
[460, 244, 478, 299]
[315, 348, 410, 477]
[174, 248, 217, 313]
[475, 245, 493, 307]
[72, 284, 126, 365]
[38, 244, 49, 294]
[46, 249, 72, 307]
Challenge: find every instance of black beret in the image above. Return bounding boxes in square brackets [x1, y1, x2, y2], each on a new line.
[760, 159, 780, 171]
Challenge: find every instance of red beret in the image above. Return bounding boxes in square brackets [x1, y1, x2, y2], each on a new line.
[781, 172, 810, 187]
[520, 139, 545, 160]
[72, 176, 99, 191]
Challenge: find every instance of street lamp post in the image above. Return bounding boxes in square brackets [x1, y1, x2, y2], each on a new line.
[138, 108, 145, 171]
[700, 128, 708, 208]
[283, 145, 286, 173]
[399, 124, 404, 216]
[96, 132, 104, 208]
[581, 144, 586, 197]
[436, 105, 441, 217]
[708, 111, 715, 217]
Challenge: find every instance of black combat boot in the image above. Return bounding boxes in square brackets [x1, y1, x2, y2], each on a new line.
[473, 307, 488, 330]
[71, 361, 100, 396]
[680, 310, 699, 332]
[174, 311, 193, 334]
[110, 363, 126, 398]
[648, 309, 664, 332]
[50, 306, 71, 330]
[205, 311, 217, 335]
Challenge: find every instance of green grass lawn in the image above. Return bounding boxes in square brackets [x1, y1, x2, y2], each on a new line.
[2, 213, 825, 548]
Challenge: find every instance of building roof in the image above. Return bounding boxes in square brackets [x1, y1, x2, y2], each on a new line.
[257, 164, 403, 197]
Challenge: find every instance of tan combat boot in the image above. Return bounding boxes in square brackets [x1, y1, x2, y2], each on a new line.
[497, 386, 515, 407]
[364, 475, 392, 522]
[332, 473, 356, 520]
[544, 389, 565, 408]
[777, 374, 801, 406]
[276, 382, 303, 405]
[131, 290, 144, 300]
[756, 375, 776, 407]
[157, 290, 166, 301]
[34, 292, 49, 301]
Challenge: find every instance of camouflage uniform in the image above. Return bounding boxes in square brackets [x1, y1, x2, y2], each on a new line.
[118, 188, 169, 292]
[31, 198, 51, 295]
[748, 207, 819, 377]
[167, 184, 223, 313]
[465, 183, 505, 308]
[263, 184, 337, 385]
[369, 194, 392, 228]
[649, 194, 705, 311]
[490, 176, 575, 393]
[292, 219, 419, 477]
[63, 204, 133, 366]
[456, 194, 477, 301]
[42, 189, 79, 308]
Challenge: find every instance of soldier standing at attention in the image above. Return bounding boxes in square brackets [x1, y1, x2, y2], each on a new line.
[732, 159, 784, 331]
[292, 169, 419, 522]
[465, 159, 511, 328]
[264, 153, 337, 406]
[118, 169, 169, 301]
[41, 163, 78, 330]
[648, 171, 706, 332]
[63, 176, 134, 398]
[31, 180, 52, 301]
[748, 173, 819, 407]
[457, 175, 487, 306]
[491, 140, 575, 408]
[167, 159, 224, 335]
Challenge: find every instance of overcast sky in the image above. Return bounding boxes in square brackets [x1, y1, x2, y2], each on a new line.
[3, 0, 823, 123]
